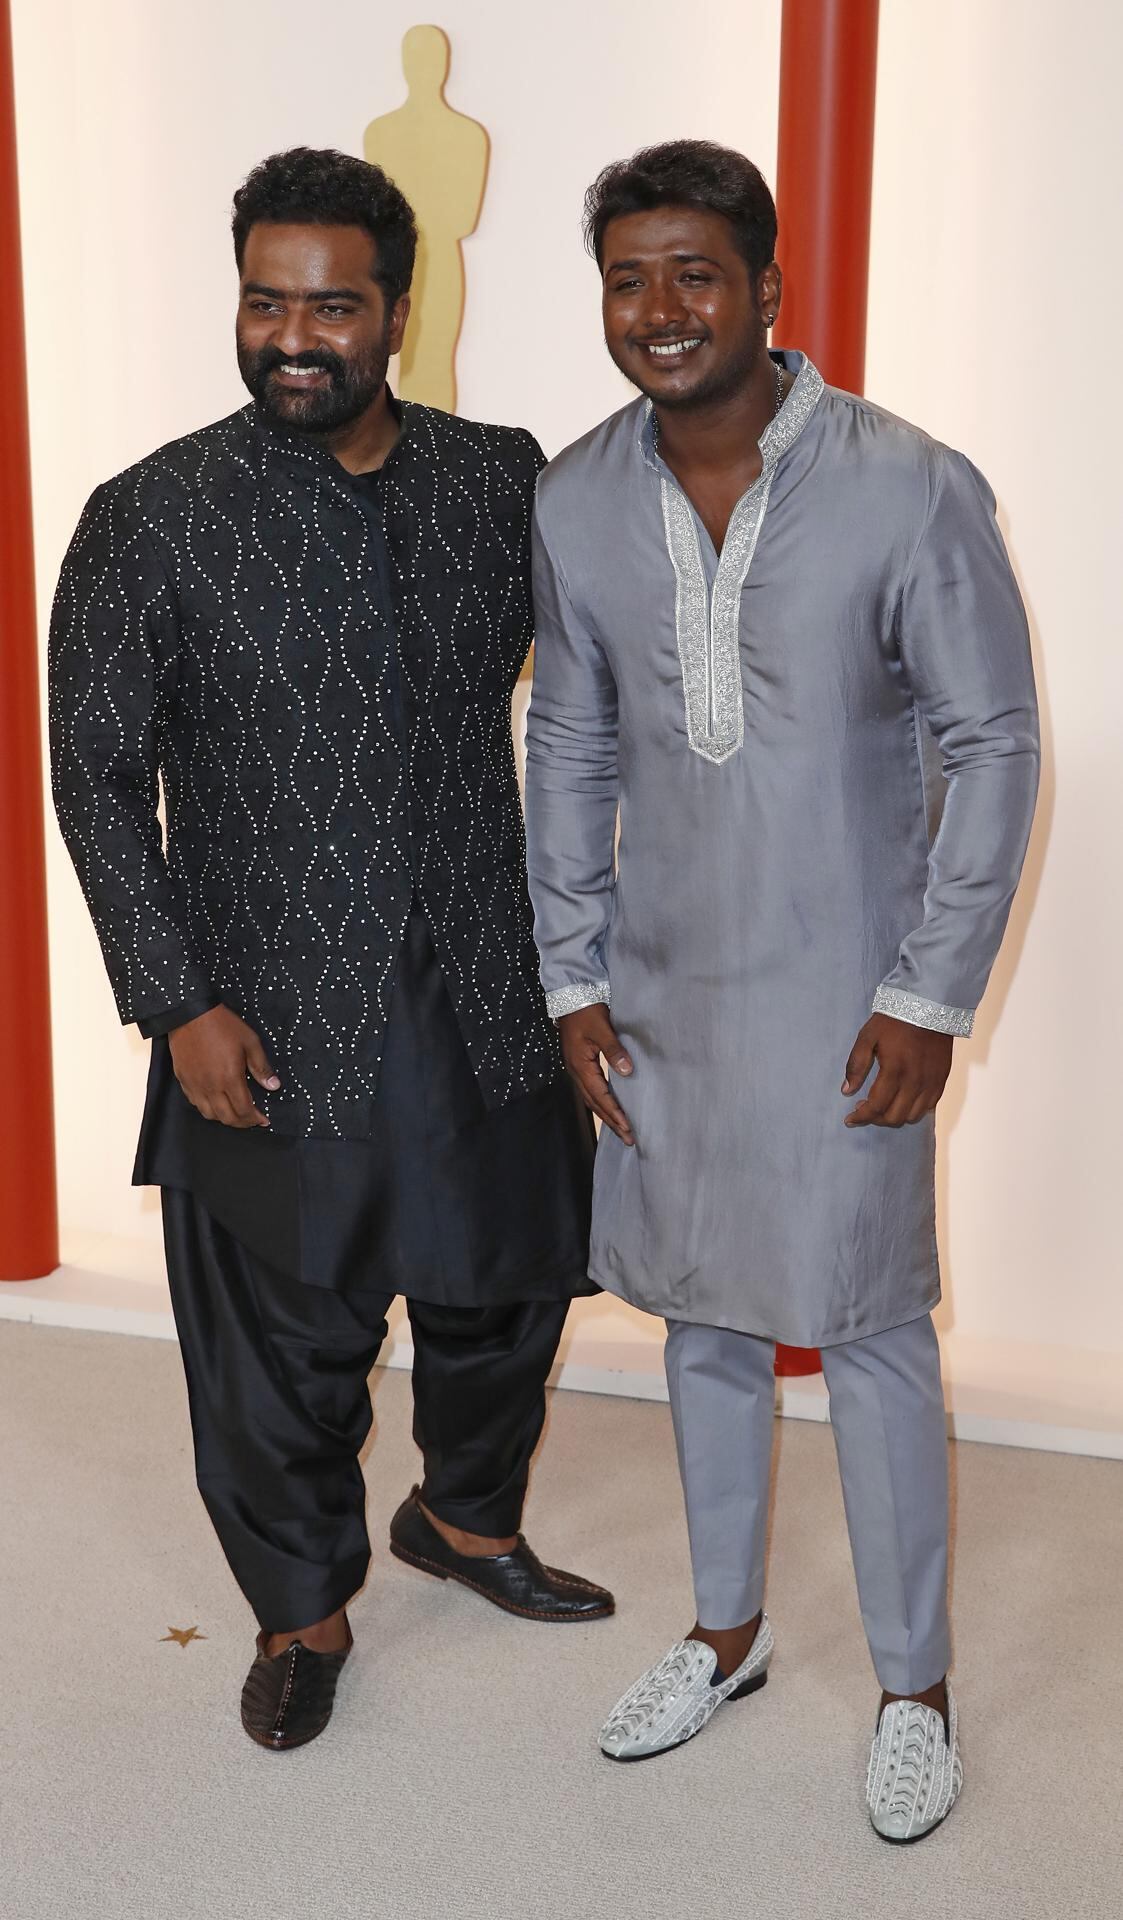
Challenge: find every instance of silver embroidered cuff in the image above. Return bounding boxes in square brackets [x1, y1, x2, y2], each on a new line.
[872, 985, 974, 1038]
[545, 980, 611, 1020]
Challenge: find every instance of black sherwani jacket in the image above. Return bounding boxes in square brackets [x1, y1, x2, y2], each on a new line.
[49, 400, 562, 1138]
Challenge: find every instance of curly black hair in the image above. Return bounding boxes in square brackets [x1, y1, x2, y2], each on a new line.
[232, 147, 417, 303]
[583, 141, 777, 280]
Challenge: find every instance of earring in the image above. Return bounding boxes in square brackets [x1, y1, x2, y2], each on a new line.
[766, 313, 776, 326]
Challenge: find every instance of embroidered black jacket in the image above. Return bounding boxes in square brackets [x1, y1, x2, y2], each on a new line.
[49, 400, 561, 1138]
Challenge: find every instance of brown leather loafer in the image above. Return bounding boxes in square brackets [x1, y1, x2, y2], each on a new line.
[240, 1619, 353, 1751]
[389, 1487, 614, 1622]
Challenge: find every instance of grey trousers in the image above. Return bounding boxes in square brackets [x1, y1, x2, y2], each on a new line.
[664, 1312, 950, 1695]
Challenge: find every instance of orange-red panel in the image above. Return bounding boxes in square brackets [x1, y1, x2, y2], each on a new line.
[0, 0, 58, 1279]
[774, 0, 879, 1373]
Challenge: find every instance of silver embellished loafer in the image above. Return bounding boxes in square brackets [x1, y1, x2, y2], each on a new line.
[598, 1616, 773, 1762]
[867, 1687, 963, 1843]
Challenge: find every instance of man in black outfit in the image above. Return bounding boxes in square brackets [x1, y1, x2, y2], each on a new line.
[49, 148, 611, 1752]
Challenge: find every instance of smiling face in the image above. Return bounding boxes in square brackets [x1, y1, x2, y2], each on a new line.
[235, 222, 410, 433]
[600, 204, 779, 411]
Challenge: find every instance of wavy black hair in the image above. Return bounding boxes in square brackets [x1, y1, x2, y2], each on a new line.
[584, 140, 777, 280]
[232, 147, 417, 303]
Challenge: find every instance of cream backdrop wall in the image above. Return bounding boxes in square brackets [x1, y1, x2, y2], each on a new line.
[10, 1, 1121, 1420]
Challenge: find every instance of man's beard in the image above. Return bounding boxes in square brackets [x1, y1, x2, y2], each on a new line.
[237, 327, 392, 434]
[610, 327, 763, 412]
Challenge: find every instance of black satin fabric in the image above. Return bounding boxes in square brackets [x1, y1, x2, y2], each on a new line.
[162, 1186, 569, 1628]
[134, 909, 597, 1306]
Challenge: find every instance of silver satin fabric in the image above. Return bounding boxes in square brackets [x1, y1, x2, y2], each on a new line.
[524, 354, 1039, 1346]
[665, 1313, 951, 1693]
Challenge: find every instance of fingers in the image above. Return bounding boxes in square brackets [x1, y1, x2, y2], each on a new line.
[245, 1038, 282, 1091]
[581, 1006, 634, 1077]
[845, 1064, 894, 1128]
[842, 1028, 876, 1096]
[176, 1075, 270, 1128]
[218, 1029, 275, 1122]
[570, 1054, 635, 1144]
[169, 1008, 276, 1127]
[845, 1067, 939, 1129]
[215, 1089, 271, 1129]
[591, 1080, 637, 1146]
[843, 1014, 954, 1127]
[557, 1006, 636, 1144]
[846, 1062, 906, 1127]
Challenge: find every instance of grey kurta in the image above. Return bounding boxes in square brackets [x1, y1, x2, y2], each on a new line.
[524, 353, 1039, 1346]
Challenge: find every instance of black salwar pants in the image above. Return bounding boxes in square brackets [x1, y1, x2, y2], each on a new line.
[162, 1187, 569, 1631]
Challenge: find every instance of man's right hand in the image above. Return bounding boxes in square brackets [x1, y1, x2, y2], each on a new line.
[168, 1005, 281, 1129]
[557, 1004, 635, 1146]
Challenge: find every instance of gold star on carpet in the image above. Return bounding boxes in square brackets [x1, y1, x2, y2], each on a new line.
[161, 1626, 207, 1648]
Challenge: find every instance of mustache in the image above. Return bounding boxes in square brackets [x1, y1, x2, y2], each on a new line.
[252, 346, 349, 380]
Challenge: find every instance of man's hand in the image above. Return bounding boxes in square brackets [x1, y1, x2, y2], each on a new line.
[842, 1013, 953, 1129]
[168, 1005, 281, 1129]
[557, 1004, 636, 1146]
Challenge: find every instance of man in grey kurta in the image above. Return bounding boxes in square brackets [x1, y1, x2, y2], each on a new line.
[524, 142, 1039, 1841]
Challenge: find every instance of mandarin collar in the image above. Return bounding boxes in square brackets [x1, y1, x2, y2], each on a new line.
[243, 386, 413, 488]
[639, 350, 824, 475]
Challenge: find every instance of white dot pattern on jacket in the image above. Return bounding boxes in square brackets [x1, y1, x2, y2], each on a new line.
[49, 401, 561, 1139]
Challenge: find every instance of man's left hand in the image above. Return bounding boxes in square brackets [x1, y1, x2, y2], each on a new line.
[842, 1014, 954, 1128]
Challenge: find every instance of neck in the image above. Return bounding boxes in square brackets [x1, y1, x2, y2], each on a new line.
[653, 350, 782, 470]
[314, 383, 401, 475]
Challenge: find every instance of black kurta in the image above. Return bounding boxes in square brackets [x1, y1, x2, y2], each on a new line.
[135, 906, 596, 1304]
[128, 446, 595, 1307]
[53, 402, 597, 1623]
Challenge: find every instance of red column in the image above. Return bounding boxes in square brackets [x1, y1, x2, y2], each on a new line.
[0, 0, 59, 1281]
[774, 0, 879, 394]
[772, 0, 878, 1376]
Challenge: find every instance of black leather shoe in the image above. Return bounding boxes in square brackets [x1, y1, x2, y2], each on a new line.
[240, 1619, 353, 1751]
[389, 1487, 614, 1622]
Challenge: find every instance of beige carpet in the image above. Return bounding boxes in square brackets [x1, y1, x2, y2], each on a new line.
[3, 1319, 1120, 1920]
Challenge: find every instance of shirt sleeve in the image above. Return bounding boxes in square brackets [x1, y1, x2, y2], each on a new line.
[874, 449, 1040, 1035]
[523, 498, 619, 1019]
[49, 481, 216, 1028]
[136, 993, 223, 1039]
[514, 430, 549, 674]
[519, 430, 548, 478]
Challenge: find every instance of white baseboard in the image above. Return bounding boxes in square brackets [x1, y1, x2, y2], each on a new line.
[3, 1235, 1122, 1462]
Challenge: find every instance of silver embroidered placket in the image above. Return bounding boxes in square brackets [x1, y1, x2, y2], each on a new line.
[660, 476, 773, 765]
[656, 359, 825, 767]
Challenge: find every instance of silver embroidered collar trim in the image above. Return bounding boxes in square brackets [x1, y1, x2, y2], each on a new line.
[655, 355, 825, 767]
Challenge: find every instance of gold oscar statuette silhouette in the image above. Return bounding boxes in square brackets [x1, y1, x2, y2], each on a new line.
[364, 25, 488, 415]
